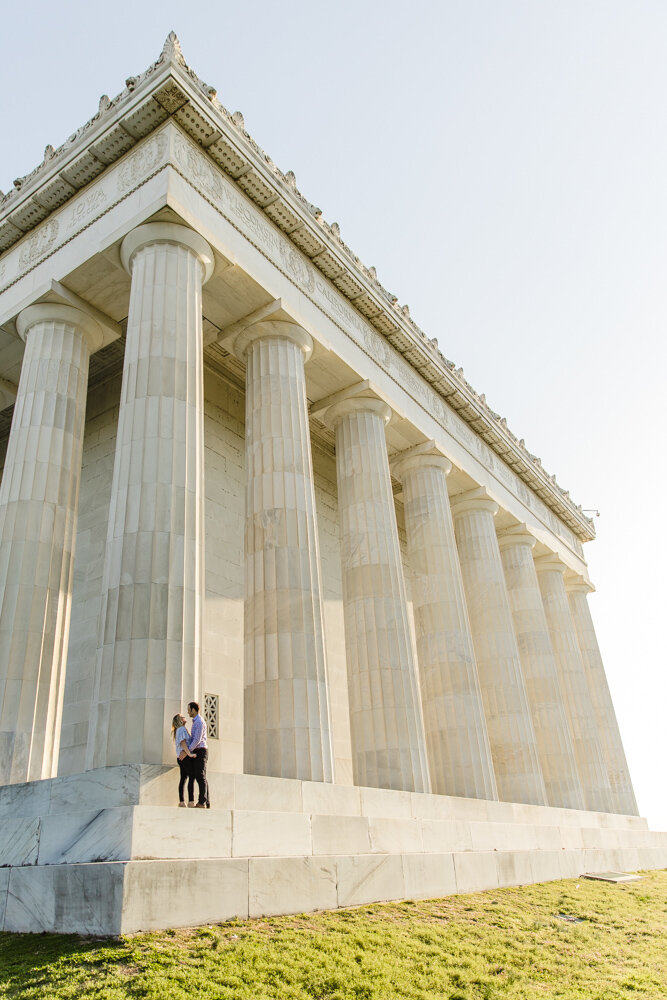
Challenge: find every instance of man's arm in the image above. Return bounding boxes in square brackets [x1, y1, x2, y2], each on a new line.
[188, 715, 203, 750]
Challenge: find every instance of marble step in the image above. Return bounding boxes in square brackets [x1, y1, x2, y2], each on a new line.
[4, 844, 667, 936]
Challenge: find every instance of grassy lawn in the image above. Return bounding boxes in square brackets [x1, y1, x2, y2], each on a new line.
[1, 869, 666, 999]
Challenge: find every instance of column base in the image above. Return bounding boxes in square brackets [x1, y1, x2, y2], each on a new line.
[2, 767, 665, 935]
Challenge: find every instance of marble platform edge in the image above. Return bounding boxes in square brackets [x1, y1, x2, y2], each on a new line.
[0, 765, 653, 832]
[3, 801, 667, 869]
[2, 846, 666, 936]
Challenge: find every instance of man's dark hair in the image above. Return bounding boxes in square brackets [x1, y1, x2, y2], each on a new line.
[188, 701, 199, 713]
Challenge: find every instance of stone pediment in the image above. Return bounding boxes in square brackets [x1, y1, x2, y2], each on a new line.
[0, 32, 594, 542]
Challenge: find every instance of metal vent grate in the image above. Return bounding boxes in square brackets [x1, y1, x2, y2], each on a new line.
[204, 692, 219, 740]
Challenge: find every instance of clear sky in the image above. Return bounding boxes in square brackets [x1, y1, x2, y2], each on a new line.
[1, 1, 665, 830]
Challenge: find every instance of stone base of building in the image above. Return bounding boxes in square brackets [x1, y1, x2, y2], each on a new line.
[2, 767, 666, 935]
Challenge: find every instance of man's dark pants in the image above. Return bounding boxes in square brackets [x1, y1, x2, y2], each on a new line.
[193, 747, 209, 806]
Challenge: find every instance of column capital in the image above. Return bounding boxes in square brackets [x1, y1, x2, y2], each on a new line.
[120, 222, 214, 284]
[317, 383, 393, 431]
[534, 553, 566, 576]
[564, 572, 595, 595]
[450, 486, 498, 519]
[232, 319, 313, 362]
[390, 440, 452, 481]
[497, 524, 537, 551]
[16, 303, 104, 353]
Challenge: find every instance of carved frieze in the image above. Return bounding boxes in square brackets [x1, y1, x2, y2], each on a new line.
[118, 130, 169, 192]
[18, 219, 59, 270]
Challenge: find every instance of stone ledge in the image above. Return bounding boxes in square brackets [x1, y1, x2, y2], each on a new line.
[0, 766, 650, 831]
[3, 846, 666, 936]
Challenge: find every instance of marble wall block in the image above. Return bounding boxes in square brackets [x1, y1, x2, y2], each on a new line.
[452, 850, 499, 893]
[131, 805, 232, 858]
[249, 856, 337, 918]
[2, 817, 40, 866]
[337, 854, 406, 907]
[121, 859, 249, 932]
[0, 304, 102, 783]
[567, 579, 638, 816]
[401, 853, 457, 899]
[535, 557, 614, 813]
[87, 224, 213, 769]
[311, 814, 371, 854]
[232, 809, 312, 857]
[238, 321, 333, 783]
[451, 490, 547, 807]
[4, 862, 126, 935]
[392, 444, 497, 801]
[498, 528, 585, 810]
[37, 807, 133, 864]
[495, 851, 534, 887]
[324, 394, 430, 794]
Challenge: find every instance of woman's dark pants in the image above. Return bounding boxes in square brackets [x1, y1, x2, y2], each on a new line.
[178, 756, 195, 803]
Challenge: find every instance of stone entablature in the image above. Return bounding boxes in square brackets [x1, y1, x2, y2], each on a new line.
[0, 34, 593, 544]
[0, 120, 587, 569]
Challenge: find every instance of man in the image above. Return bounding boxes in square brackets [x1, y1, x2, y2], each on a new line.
[187, 701, 210, 808]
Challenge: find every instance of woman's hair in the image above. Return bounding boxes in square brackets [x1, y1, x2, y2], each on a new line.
[170, 714, 185, 739]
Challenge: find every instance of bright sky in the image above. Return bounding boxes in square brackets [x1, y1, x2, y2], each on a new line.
[1, 1, 665, 831]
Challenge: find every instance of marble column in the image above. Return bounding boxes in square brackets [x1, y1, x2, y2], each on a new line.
[87, 223, 213, 768]
[497, 528, 585, 810]
[566, 576, 638, 815]
[535, 556, 613, 813]
[323, 394, 429, 792]
[234, 320, 333, 782]
[451, 489, 547, 806]
[0, 304, 103, 783]
[391, 442, 497, 800]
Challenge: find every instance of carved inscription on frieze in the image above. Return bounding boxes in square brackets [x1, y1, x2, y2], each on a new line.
[18, 218, 59, 270]
[68, 188, 107, 231]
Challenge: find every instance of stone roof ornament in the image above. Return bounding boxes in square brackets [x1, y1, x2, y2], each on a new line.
[160, 30, 186, 67]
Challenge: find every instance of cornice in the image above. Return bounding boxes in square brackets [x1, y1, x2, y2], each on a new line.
[0, 32, 595, 543]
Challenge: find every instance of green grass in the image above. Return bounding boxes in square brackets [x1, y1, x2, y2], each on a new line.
[1, 869, 666, 999]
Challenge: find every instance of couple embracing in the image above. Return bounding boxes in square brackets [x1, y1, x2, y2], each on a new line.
[171, 701, 210, 808]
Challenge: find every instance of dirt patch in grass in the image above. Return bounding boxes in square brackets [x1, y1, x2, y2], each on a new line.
[1, 869, 666, 998]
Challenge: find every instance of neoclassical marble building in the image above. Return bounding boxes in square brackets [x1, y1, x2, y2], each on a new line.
[0, 36, 664, 934]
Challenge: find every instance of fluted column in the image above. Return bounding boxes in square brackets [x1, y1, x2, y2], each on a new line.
[451, 489, 546, 806]
[236, 320, 333, 782]
[0, 304, 103, 782]
[323, 393, 429, 792]
[87, 223, 213, 768]
[391, 442, 496, 800]
[535, 556, 613, 812]
[497, 528, 585, 809]
[566, 576, 638, 815]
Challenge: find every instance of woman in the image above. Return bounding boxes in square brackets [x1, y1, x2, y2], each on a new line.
[171, 714, 196, 807]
